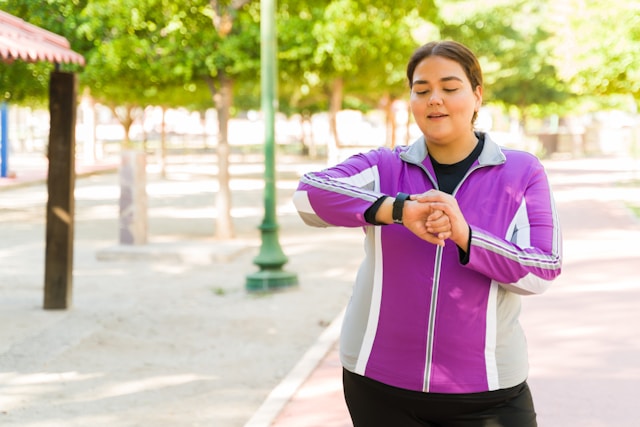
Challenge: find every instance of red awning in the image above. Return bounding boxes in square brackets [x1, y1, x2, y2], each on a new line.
[0, 9, 84, 66]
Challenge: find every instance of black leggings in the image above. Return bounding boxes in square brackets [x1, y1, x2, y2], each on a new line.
[343, 369, 537, 427]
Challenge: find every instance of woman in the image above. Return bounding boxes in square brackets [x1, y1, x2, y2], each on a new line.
[293, 40, 562, 426]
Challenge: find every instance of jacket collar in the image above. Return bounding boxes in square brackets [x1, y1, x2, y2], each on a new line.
[401, 132, 506, 167]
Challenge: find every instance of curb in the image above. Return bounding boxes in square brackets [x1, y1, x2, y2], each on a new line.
[243, 308, 345, 427]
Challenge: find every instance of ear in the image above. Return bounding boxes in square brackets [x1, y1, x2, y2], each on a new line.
[474, 85, 483, 111]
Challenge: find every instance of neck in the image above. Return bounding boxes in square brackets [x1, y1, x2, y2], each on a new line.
[426, 133, 478, 165]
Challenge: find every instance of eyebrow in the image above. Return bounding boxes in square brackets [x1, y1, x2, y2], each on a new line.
[412, 76, 464, 85]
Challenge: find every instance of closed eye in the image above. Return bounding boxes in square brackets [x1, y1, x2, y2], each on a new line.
[413, 88, 458, 95]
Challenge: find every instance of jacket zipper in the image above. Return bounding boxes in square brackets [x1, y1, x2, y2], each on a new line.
[423, 245, 443, 392]
[420, 163, 488, 392]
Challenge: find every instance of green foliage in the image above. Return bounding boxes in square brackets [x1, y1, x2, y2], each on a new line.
[278, 0, 437, 113]
[556, 0, 640, 108]
[0, 61, 50, 104]
[1, 0, 89, 52]
[276, 1, 327, 114]
[1, 0, 638, 120]
[439, 0, 573, 119]
[78, 0, 182, 107]
[0, 0, 86, 103]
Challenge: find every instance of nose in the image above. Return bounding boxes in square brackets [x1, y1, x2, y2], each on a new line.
[428, 90, 443, 106]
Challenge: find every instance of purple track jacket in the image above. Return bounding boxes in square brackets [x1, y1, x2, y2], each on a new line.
[293, 133, 563, 394]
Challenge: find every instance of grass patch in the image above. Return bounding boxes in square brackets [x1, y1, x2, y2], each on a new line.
[212, 287, 226, 296]
[627, 203, 640, 219]
[620, 178, 640, 219]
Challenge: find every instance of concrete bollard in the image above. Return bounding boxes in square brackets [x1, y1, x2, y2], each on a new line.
[119, 150, 147, 245]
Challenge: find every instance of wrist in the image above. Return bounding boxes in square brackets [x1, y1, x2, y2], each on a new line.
[455, 225, 471, 252]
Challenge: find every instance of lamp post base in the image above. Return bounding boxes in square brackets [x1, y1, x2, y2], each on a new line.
[245, 269, 298, 292]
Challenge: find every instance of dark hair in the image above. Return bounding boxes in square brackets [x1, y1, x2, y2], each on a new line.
[406, 40, 483, 123]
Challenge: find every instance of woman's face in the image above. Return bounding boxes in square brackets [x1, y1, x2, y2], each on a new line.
[410, 55, 482, 147]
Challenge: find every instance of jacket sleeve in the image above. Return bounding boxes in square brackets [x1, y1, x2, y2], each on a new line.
[465, 162, 562, 295]
[293, 150, 387, 228]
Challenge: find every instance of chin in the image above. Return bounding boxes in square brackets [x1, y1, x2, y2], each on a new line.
[423, 133, 451, 145]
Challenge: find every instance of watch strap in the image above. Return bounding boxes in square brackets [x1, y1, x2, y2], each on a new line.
[392, 192, 410, 224]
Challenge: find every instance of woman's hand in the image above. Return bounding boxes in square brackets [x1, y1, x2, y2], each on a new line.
[402, 200, 451, 246]
[411, 190, 470, 252]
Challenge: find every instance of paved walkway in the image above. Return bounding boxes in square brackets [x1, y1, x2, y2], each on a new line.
[2, 152, 640, 427]
[0, 151, 118, 190]
[1, 150, 354, 427]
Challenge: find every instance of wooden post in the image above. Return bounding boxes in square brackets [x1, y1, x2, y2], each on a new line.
[44, 71, 77, 310]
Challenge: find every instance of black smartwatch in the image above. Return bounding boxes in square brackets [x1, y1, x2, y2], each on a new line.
[392, 192, 410, 224]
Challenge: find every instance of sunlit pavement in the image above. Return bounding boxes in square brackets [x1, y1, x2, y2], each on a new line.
[1, 151, 357, 427]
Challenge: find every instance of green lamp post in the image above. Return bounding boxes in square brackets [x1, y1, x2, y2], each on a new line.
[246, 0, 298, 291]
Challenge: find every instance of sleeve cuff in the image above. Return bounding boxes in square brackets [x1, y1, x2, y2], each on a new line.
[364, 196, 389, 225]
[458, 226, 472, 265]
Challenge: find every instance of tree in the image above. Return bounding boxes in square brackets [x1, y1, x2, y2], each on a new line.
[76, 0, 262, 239]
[551, 0, 640, 110]
[278, 0, 438, 155]
[438, 0, 572, 130]
[78, 0, 186, 147]
[166, 0, 258, 239]
[206, 0, 257, 240]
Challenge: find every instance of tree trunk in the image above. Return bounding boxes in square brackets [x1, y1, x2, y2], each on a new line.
[111, 105, 134, 148]
[328, 77, 343, 163]
[306, 112, 316, 158]
[200, 110, 208, 149]
[381, 93, 397, 148]
[299, 112, 314, 157]
[79, 87, 97, 163]
[405, 102, 412, 146]
[207, 74, 235, 240]
[519, 107, 528, 135]
[160, 106, 167, 179]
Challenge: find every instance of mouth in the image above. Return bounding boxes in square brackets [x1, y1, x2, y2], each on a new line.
[427, 113, 448, 119]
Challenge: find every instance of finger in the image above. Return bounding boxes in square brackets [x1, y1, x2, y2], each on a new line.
[427, 209, 447, 221]
[414, 192, 446, 203]
[436, 231, 452, 240]
[426, 209, 449, 225]
[416, 230, 447, 246]
[426, 217, 449, 233]
[410, 191, 441, 203]
[430, 205, 456, 222]
[427, 224, 450, 235]
[422, 234, 446, 247]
